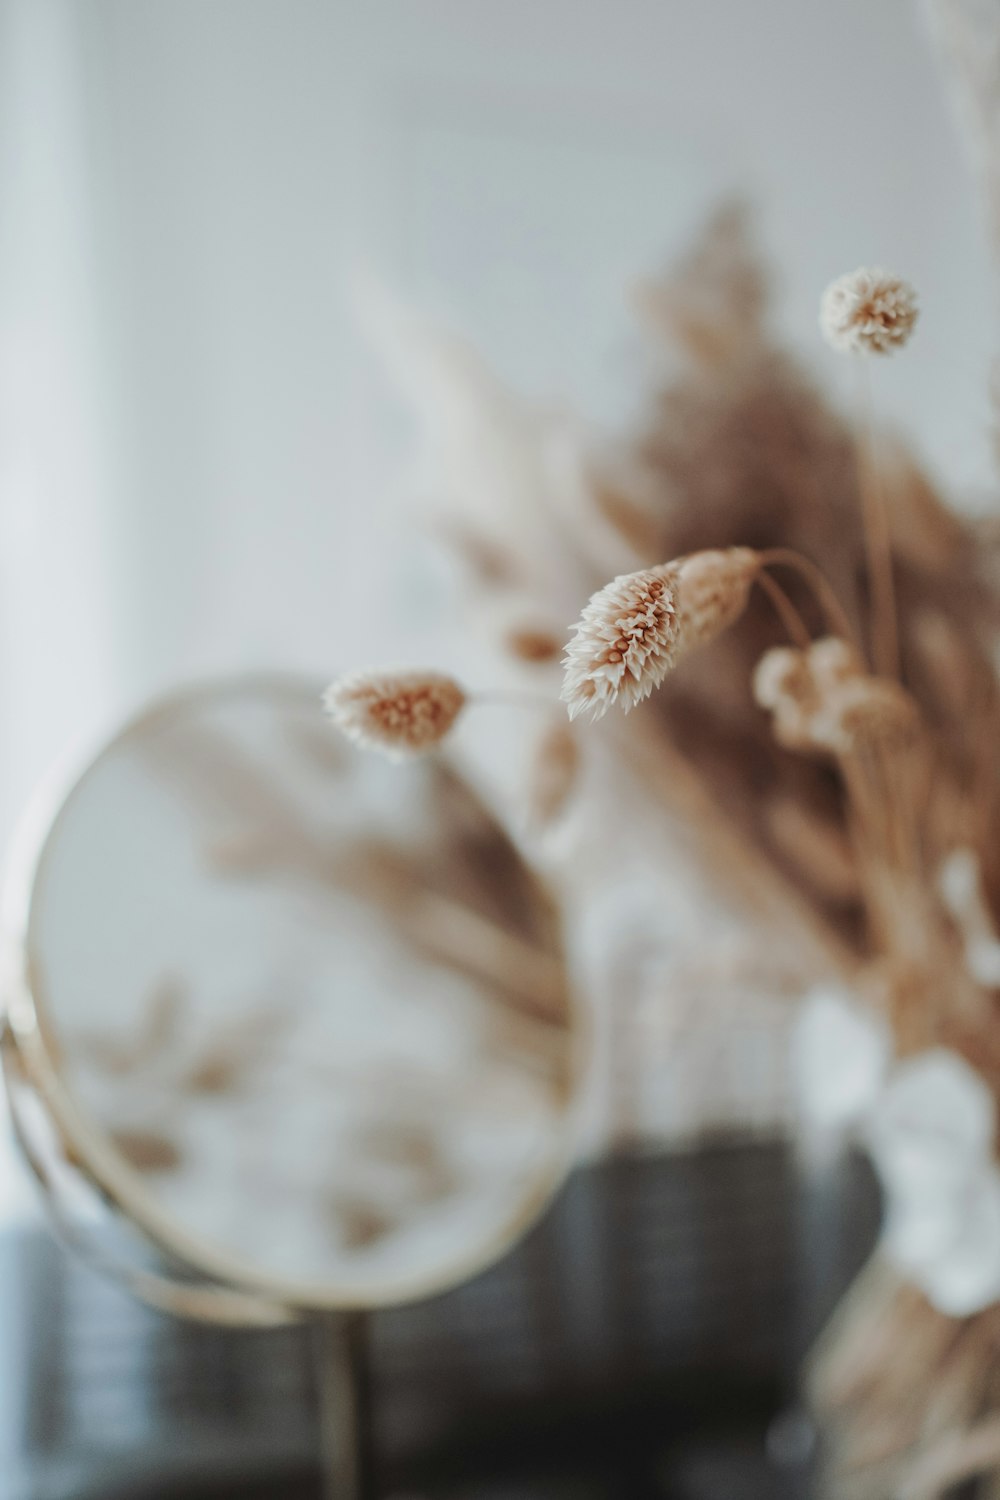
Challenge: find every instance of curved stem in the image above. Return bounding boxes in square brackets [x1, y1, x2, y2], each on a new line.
[311, 1312, 376, 1500]
[756, 548, 859, 653]
[474, 689, 555, 711]
[754, 569, 812, 650]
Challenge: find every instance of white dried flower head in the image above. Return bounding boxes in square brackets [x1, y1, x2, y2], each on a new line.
[752, 646, 808, 712]
[812, 676, 918, 754]
[323, 669, 466, 756]
[753, 636, 913, 756]
[674, 547, 759, 649]
[561, 564, 680, 720]
[806, 635, 863, 689]
[752, 646, 820, 749]
[819, 267, 919, 355]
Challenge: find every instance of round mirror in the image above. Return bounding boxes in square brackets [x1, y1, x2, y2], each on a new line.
[3, 676, 579, 1312]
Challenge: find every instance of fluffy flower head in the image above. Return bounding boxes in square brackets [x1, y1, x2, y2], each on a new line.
[324, 669, 466, 756]
[561, 564, 680, 720]
[820, 267, 919, 355]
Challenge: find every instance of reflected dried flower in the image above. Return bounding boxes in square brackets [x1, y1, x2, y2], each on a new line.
[561, 564, 680, 719]
[675, 547, 759, 649]
[324, 670, 466, 756]
[528, 723, 580, 829]
[110, 1128, 183, 1174]
[820, 267, 919, 355]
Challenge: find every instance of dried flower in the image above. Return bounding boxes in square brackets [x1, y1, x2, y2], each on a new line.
[324, 669, 466, 756]
[561, 548, 760, 720]
[752, 646, 808, 711]
[807, 635, 864, 689]
[561, 564, 680, 720]
[754, 637, 916, 757]
[819, 267, 919, 355]
[752, 646, 818, 749]
[674, 547, 759, 649]
[815, 676, 918, 753]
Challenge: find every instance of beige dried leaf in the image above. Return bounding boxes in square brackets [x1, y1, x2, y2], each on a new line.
[820, 267, 919, 355]
[324, 670, 466, 756]
[528, 723, 580, 829]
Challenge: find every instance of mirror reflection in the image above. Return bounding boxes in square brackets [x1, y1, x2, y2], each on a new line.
[24, 678, 577, 1306]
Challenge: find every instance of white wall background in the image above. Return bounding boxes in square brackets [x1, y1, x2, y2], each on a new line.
[0, 0, 995, 833]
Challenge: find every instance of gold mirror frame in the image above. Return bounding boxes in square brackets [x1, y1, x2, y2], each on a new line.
[0, 673, 585, 1322]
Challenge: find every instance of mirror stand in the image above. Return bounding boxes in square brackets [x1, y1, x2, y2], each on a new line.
[311, 1311, 376, 1500]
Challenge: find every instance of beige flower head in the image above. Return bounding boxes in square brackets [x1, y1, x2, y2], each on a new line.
[752, 646, 817, 749]
[753, 636, 916, 755]
[806, 634, 864, 688]
[323, 669, 466, 757]
[561, 564, 681, 720]
[675, 547, 759, 649]
[561, 548, 760, 721]
[815, 677, 918, 755]
[820, 268, 918, 355]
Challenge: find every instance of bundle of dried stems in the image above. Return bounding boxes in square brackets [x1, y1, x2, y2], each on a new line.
[324, 81, 1000, 1491]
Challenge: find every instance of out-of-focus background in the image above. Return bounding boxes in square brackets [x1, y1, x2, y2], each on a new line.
[0, 0, 994, 840]
[0, 4, 997, 1497]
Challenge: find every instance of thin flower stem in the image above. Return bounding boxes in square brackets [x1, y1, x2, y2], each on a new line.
[855, 358, 900, 679]
[754, 569, 812, 650]
[474, 689, 555, 710]
[756, 548, 858, 651]
[616, 718, 857, 974]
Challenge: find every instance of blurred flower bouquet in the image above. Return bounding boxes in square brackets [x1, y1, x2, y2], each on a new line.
[322, 13, 1000, 1479]
[325, 213, 1000, 1495]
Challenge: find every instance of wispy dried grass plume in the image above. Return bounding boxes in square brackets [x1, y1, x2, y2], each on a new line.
[324, 670, 466, 756]
[561, 563, 681, 720]
[820, 267, 919, 355]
